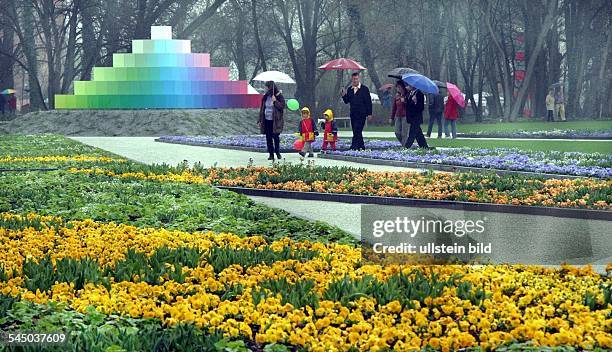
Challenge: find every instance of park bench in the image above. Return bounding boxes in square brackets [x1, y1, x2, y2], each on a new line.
[334, 116, 368, 129]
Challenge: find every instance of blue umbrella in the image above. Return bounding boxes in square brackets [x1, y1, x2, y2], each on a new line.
[401, 73, 439, 94]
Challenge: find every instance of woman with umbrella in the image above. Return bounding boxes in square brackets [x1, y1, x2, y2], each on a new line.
[443, 83, 465, 139]
[258, 81, 285, 161]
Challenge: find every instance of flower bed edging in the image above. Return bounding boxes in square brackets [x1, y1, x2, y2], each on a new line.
[155, 137, 347, 153]
[317, 153, 587, 180]
[216, 186, 612, 221]
[155, 135, 402, 153]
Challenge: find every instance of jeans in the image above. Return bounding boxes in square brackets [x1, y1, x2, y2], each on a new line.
[264, 119, 280, 155]
[350, 115, 366, 150]
[444, 119, 457, 139]
[405, 123, 428, 148]
[547, 110, 554, 121]
[393, 116, 409, 145]
[426, 111, 443, 137]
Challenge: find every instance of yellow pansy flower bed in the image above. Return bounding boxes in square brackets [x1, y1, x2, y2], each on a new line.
[0, 213, 610, 351]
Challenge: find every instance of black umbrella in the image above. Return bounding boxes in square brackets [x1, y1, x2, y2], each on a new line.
[387, 67, 420, 79]
[432, 80, 447, 88]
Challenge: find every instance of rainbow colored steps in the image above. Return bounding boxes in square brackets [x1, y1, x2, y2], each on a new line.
[55, 26, 261, 109]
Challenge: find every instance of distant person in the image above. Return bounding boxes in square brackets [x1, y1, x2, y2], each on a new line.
[389, 80, 408, 145]
[426, 92, 444, 138]
[545, 90, 555, 122]
[380, 89, 392, 109]
[404, 85, 429, 148]
[258, 80, 285, 161]
[444, 94, 459, 139]
[554, 88, 566, 121]
[8, 95, 16, 115]
[0, 93, 5, 116]
[341, 72, 372, 150]
[297, 107, 317, 157]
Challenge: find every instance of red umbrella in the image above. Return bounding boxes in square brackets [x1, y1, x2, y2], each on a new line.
[446, 82, 466, 108]
[318, 58, 366, 71]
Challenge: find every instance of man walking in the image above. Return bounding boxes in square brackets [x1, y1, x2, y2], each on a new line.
[405, 85, 429, 148]
[341, 72, 372, 150]
[426, 92, 444, 138]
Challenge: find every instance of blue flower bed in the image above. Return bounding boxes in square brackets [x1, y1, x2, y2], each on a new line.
[465, 129, 612, 139]
[157, 134, 402, 151]
[330, 148, 612, 178]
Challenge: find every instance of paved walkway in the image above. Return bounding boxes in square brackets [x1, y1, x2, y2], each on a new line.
[71, 136, 424, 171]
[72, 136, 609, 271]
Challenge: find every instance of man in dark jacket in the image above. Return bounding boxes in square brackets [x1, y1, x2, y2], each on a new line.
[341, 72, 372, 150]
[405, 85, 429, 148]
[426, 93, 444, 138]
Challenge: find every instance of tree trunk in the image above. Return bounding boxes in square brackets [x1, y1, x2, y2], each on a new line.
[0, 3, 15, 90]
[20, 1, 45, 110]
[508, 0, 558, 120]
[346, 1, 381, 91]
[80, 0, 98, 80]
[564, 0, 585, 118]
[62, 1, 79, 93]
[250, 0, 267, 71]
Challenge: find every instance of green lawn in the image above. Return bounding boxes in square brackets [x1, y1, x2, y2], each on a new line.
[349, 120, 612, 133]
[372, 137, 612, 153]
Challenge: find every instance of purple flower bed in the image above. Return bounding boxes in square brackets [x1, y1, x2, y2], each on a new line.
[330, 148, 612, 178]
[157, 134, 401, 151]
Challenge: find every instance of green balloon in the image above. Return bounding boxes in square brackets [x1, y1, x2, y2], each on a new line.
[287, 99, 300, 111]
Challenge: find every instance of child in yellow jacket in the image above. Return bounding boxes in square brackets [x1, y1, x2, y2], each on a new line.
[319, 109, 338, 153]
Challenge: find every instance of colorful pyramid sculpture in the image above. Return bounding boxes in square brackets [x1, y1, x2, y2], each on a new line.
[55, 26, 261, 109]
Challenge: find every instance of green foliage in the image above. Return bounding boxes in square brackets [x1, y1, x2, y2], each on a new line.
[254, 278, 319, 309]
[583, 283, 612, 311]
[108, 246, 202, 285]
[456, 281, 489, 306]
[0, 294, 231, 352]
[205, 246, 319, 273]
[22, 255, 107, 292]
[324, 271, 464, 308]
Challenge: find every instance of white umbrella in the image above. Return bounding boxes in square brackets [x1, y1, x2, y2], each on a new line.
[252, 70, 296, 84]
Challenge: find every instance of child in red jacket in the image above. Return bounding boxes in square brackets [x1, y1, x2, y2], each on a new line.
[319, 109, 338, 153]
[298, 107, 318, 157]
